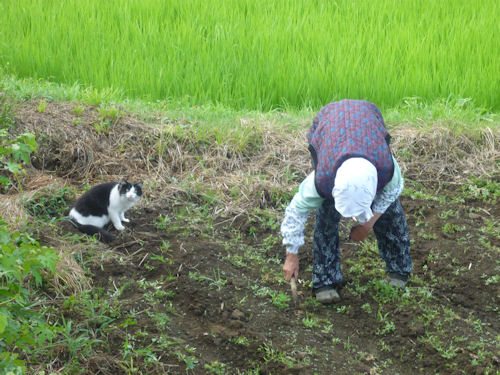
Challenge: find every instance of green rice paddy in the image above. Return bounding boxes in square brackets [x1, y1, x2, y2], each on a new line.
[0, 0, 498, 111]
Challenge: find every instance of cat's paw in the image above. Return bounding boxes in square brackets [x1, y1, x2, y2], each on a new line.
[115, 224, 126, 231]
[122, 218, 130, 223]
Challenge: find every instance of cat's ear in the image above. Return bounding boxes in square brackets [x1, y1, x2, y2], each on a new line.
[136, 182, 143, 189]
[118, 180, 127, 188]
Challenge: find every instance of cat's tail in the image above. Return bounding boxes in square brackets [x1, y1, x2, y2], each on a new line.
[68, 219, 115, 243]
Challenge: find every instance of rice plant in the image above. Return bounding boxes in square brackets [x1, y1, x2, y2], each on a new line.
[0, 0, 498, 111]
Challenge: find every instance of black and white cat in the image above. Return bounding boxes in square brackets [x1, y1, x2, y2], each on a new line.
[69, 181, 142, 243]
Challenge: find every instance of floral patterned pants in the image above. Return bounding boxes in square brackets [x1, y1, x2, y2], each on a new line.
[312, 198, 412, 289]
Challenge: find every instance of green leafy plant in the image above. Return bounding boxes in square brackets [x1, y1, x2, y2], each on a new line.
[0, 95, 38, 191]
[0, 219, 59, 373]
[0, 95, 57, 371]
[0, 131, 37, 191]
[369, 279, 403, 304]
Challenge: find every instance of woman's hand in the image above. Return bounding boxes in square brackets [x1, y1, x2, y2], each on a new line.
[283, 252, 299, 281]
[349, 212, 382, 241]
[349, 225, 371, 241]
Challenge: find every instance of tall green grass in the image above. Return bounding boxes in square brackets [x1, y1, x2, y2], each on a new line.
[0, 0, 498, 111]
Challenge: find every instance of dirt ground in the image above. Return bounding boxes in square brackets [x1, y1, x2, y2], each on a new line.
[6, 101, 500, 374]
[57, 196, 499, 375]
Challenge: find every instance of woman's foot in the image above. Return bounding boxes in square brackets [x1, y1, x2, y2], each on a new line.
[314, 285, 341, 304]
[385, 272, 408, 289]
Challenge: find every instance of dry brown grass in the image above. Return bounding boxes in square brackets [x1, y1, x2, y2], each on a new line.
[391, 126, 499, 186]
[14, 100, 499, 213]
[53, 244, 92, 294]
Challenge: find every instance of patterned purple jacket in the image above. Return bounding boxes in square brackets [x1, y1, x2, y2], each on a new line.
[307, 99, 394, 200]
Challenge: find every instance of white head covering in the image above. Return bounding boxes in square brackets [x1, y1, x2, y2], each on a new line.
[333, 158, 377, 224]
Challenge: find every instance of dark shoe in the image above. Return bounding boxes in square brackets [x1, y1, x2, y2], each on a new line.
[314, 285, 341, 304]
[385, 272, 408, 289]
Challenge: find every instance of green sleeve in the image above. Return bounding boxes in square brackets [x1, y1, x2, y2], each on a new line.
[383, 158, 402, 192]
[292, 172, 324, 214]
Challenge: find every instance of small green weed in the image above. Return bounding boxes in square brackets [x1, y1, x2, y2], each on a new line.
[24, 186, 75, 221]
[53, 317, 104, 360]
[230, 336, 250, 346]
[159, 240, 172, 252]
[149, 254, 174, 266]
[270, 291, 291, 309]
[481, 274, 499, 286]
[442, 222, 466, 235]
[259, 342, 295, 367]
[204, 360, 227, 374]
[98, 105, 123, 121]
[0, 94, 15, 127]
[93, 119, 111, 134]
[480, 218, 500, 238]
[336, 305, 350, 314]
[251, 285, 291, 309]
[418, 228, 438, 240]
[92, 104, 123, 134]
[437, 209, 458, 220]
[37, 98, 47, 113]
[121, 333, 159, 371]
[331, 337, 341, 345]
[368, 279, 404, 304]
[420, 334, 459, 360]
[224, 252, 247, 268]
[461, 177, 500, 203]
[343, 336, 356, 353]
[403, 186, 442, 202]
[376, 310, 396, 335]
[302, 313, 322, 329]
[154, 214, 171, 231]
[174, 346, 199, 371]
[189, 269, 227, 291]
[73, 104, 84, 116]
[361, 303, 372, 314]
[148, 311, 171, 331]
